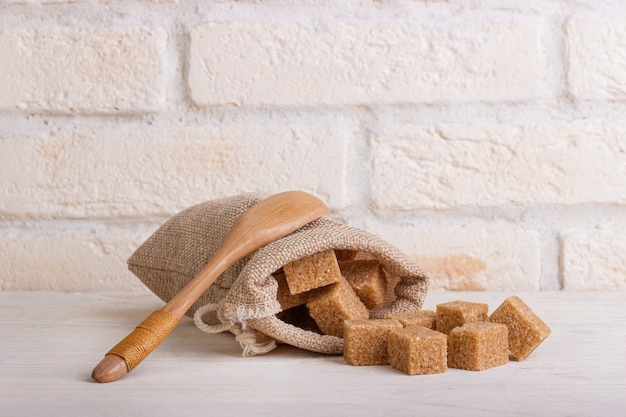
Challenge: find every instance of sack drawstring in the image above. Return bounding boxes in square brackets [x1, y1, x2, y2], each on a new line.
[193, 301, 276, 357]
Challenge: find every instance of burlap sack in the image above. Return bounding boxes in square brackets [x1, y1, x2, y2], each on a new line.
[128, 193, 429, 356]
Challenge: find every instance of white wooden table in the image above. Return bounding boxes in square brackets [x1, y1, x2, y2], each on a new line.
[1, 291, 624, 417]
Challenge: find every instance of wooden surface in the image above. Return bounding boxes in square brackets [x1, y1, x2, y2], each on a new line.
[1, 290, 625, 417]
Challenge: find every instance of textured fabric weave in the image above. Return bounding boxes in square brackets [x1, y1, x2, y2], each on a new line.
[128, 193, 429, 355]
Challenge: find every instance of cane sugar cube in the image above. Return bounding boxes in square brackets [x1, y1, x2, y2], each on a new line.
[448, 322, 509, 371]
[283, 249, 342, 295]
[488, 296, 551, 361]
[343, 319, 403, 366]
[335, 249, 359, 261]
[387, 326, 448, 375]
[307, 278, 369, 337]
[274, 273, 309, 310]
[387, 310, 437, 330]
[340, 259, 387, 309]
[436, 300, 489, 334]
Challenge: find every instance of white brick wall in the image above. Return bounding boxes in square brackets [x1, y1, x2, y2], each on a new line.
[371, 121, 626, 210]
[371, 225, 542, 291]
[189, 19, 543, 106]
[0, 27, 167, 113]
[567, 18, 626, 100]
[0, 224, 151, 291]
[1, 0, 625, 293]
[0, 127, 347, 217]
[561, 229, 626, 290]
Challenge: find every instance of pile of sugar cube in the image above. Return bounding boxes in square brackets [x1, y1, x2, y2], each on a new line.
[274, 249, 383, 337]
[274, 249, 551, 375]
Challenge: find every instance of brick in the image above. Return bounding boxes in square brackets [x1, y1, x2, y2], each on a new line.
[0, 27, 166, 113]
[0, 127, 346, 218]
[561, 229, 626, 290]
[370, 226, 541, 291]
[188, 19, 542, 106]
[567, 18, 626, 100]
[372, 122, 626, 209]
[0, 225, 153, 291]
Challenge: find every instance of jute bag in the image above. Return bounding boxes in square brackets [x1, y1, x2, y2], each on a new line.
[128, 193, 429, 356]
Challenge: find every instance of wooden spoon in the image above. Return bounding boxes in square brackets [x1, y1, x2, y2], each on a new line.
[92, 191, 328, 383]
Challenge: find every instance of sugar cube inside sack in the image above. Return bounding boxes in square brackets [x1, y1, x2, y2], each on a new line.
[334, 249, 359, 262]
[340, 259, 387, 310]
[276, 305, 321, 334]
[274, 272, 309, 310]
[283, 249, 342, 295]
[306, 278, 369, 337]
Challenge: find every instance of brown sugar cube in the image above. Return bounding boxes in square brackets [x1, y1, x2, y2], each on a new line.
[283, 249, 342, 295]
[435, 300, 489, 334]
[343, 319, 403, 366]
[387, 310, 436, 330]
[274, 273, 309, 310]
[387, 326, 448, 375]
[488, 295, 551, 361]
[306, 278, 369, 337]
[339, 259, 387, 309]
[334, 249, 359, 261]
[448, 322, 509, 371]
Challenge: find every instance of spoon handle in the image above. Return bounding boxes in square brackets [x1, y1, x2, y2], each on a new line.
[94, 255, 227, 382]
[99, 310, 180, 376]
